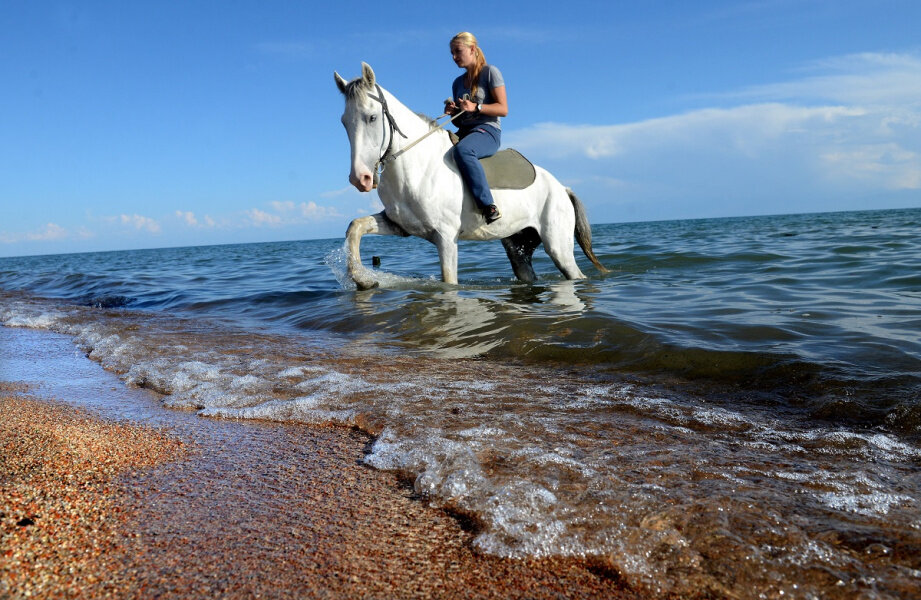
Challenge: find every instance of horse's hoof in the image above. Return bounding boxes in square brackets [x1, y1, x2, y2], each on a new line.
[354, 278, 379, 291]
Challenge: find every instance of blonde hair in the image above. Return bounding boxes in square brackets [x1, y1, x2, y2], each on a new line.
[450, 31, 487, 100]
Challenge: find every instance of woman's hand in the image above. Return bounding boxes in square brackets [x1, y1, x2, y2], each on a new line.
[444, 99, 459, 115]
[457, 97, 478, 113]
[450, 86, 507, 117]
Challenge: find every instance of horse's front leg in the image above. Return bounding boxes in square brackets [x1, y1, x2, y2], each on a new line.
[345, 211, 407, 290]
[433, 232, 459, 285]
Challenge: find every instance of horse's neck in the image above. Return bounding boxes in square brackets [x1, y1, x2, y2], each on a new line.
[383, 90, 435, 144]
[382, 90, 451, 178]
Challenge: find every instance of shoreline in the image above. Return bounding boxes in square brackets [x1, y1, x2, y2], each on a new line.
[1, 326, 641, 599]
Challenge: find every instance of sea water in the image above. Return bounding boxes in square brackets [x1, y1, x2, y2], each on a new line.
[2, 208, 920, 598]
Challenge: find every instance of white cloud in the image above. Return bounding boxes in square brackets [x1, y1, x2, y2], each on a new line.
[176, 210, 198, 226]
[503, 51, 921, 220]
[250, 200, 343, 226]
[317, 185, 382, 216]
[0, 223, 95, 245]
[270, 200, 296, 212]
[821, 144, 921, 190]
[738, 52, 921, 106]
[511, 103, 921, 194]
[320, 186, 362, 199]
[245, 208, 283, 227]
[29, 222, 68, 241]
[119, 214, 161, 233]
[299, 201, 342, 219]
[0, 223, 66, 244]
[74, 226, 95, 240]
[510, 104, 868, 160]
[175, 211, 220, 229]
[356, 197, 384, 216]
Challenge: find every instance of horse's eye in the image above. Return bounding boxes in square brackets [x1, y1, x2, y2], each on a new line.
[369, 114, 378, 123]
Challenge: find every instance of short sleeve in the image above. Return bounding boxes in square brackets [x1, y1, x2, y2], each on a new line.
[486, 65, 504, 90]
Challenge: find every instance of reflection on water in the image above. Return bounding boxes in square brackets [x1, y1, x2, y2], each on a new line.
[348, 281, 591, 358]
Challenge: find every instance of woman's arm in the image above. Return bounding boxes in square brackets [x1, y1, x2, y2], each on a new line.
[457, 85, 508, 117]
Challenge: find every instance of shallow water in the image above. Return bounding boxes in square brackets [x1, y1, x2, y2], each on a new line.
[2, 208, 920, 598]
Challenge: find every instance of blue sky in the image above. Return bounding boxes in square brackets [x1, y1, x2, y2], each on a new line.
[2, 1, 919, 257]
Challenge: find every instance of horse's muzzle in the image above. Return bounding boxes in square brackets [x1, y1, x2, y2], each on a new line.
[350, 169, 375, 193]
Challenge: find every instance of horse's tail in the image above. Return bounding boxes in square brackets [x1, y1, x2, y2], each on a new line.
[567, 188, 610, 273]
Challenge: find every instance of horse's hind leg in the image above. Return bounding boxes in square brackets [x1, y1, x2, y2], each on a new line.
[542, 221, 587, 280]
[502, 227, 542, 283]
[546, 244, 585, 280]
[540, 188, 587, 280]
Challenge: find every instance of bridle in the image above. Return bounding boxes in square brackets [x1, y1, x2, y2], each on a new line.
[364, 84, 466, 188]
[368, 84, 407, 175]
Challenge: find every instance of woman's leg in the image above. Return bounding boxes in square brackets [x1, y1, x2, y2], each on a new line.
[453, 127, 501, 211]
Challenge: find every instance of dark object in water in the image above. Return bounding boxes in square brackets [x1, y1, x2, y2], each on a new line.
[372, 256, 381, 267]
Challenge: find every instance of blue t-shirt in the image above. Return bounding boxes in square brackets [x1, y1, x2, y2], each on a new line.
[452, 64, 504, 132]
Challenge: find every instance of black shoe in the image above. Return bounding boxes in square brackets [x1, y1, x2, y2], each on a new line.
[483, 204, 501, 223]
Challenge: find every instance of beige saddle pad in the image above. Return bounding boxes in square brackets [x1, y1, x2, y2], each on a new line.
[448, 132, 537, 190]
[480, 148, 536, 190]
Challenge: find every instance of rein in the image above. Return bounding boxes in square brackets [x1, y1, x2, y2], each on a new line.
[382, 110, 466, 165]
[367, 84, 465, 187]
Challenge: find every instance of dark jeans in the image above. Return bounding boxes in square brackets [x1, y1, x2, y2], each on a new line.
[454, 125, 500, 209]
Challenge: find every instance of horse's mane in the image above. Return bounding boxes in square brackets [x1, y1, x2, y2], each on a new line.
[416, 112, 439, 130]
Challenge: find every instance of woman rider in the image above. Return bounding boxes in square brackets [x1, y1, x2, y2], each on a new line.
[444, 32, 508, 224]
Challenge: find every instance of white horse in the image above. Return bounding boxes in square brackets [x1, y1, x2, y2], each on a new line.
[334, 63, 607, 290]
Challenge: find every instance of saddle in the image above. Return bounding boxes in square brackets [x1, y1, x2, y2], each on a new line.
[449, 132, 537, 190]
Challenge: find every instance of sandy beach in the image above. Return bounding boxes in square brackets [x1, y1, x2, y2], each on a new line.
[0, 327, 642, 599]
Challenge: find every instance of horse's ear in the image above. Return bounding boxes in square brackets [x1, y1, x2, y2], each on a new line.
[361, 62, 376, 88]
[334, 71, 348, 95]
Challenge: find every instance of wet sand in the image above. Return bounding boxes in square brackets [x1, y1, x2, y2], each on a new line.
[0, 328, 644, 599]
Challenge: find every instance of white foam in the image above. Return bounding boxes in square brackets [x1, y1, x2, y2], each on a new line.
[3, 312, 62, 329]
[324, 246, 356, 290]
[324, 244, 440, 291]
[533, 451, 599, 478]
[456, 425, 508, 439]
[199, 397, 359, 425]
[366, 424, 621, 563]
[816, 491, 914, 516]
[866, 432, 921, 458]
[295, 370, 362, 393]
[277, 365, 327, 378]
[0, 301, 65, 329]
